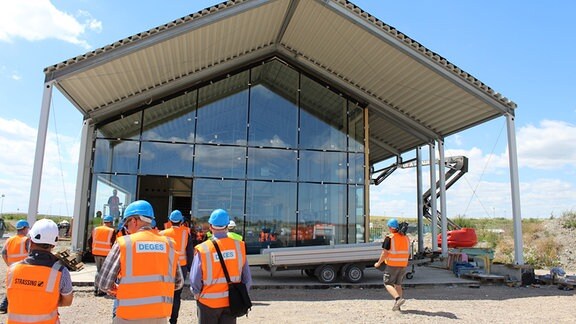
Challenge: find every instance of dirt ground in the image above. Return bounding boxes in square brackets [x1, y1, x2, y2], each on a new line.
[1, 260, 575, 323]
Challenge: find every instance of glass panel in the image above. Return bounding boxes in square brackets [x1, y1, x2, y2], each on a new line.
[96, 111, 142, 140]
[191, 178, 245, 235]
[249, 62, 298, 148]
[348, 103, 365, 152]
[140, 142, 193, 177]
[298, 183, 346, 245]
[196, 71, 249, 145]
[299, 150, 347, 183]
[349, 153, 365, 184]
[300, 75, 347, 150]
[194, 145, 246, 178]
[348, 185, 365, 243]
[93, 139, 139, 174]
[245, 181, 296, 253]
[247, 148, 297, 181]
[142, 90, 197, 142]
[88, 174, 137, 232]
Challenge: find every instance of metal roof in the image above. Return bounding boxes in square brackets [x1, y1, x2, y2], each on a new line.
[43, 0, 516, 165]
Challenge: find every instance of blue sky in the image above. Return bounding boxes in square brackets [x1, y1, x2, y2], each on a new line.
[0, 0, 575, 219]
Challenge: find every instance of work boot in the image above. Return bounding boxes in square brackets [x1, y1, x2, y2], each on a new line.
[392, 298, 405, 311]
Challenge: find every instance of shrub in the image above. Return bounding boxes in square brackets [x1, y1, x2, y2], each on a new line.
[561, 210, 576, 229]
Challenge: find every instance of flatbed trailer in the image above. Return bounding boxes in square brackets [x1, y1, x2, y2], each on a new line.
[247, 243, 382, 283]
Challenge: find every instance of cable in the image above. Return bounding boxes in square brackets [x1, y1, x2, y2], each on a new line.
[50, 97, 70, 216]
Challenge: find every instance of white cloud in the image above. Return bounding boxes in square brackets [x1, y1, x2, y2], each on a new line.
[0, 0, 102, 49]
[516, 120, 576, 169]
[0, 117, 78, 216]
[11, 73, 21, 81]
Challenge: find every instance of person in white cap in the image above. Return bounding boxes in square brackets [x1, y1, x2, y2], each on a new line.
[5, 219, 74, 322]
[227, 220, 243, 241]
[190, 209, 252, 323]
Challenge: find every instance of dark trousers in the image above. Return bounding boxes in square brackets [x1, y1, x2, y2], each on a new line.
[169, 266, 188, 324]
[0, 295, 7, 311]
[196, 301, 236, 324]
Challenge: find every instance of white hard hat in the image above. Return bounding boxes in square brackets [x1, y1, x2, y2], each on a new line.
[29, 219, 59, 245]
[228, 220, 236, 229]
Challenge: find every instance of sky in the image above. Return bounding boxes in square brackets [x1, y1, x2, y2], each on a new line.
[0, 0, 575, 219]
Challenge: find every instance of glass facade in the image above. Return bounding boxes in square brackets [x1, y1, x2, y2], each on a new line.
[87, 58, 366, 253]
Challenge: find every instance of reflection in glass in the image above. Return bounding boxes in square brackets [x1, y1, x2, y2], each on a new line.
[96, 111, 142, 140]
[191, 178, 245, 225]
[194, 145, 246, 178]
[196, 71, 249, 145]
[298, 183, 346, 245]
[299, 150, 347, 183]
[247, 148, 297, 181]
[348, 104, 365, 152]
[142, 90, 197, 142]
[245, 181, 296, 251]
[348, 153, 365, 184]
[93, 139, 139, 174]
[249, 61, 298, 148]
[348, 186, 365, 243]
[300, 75, 347, 150]
[140, 142, 193, 177]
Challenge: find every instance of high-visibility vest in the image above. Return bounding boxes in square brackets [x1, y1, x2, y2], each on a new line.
[4, 235, 28, 265]
[160, 226, 190, 266]
[385, 232, 410, 267]
[116, 230, 178, 320]
[195, 237, 246, 308]
[91, 226, 114, 256]
[163, 221, 172, 230]
[227, 232, 243, 241]
[6, 260, 63, 324]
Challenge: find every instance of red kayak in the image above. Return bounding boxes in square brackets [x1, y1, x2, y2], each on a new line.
[437, 228, 477, 248]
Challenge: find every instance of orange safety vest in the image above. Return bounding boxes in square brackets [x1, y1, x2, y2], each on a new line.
[6, 261, 63, 324]
[163, 221, 172, 230]
[116, 230, 178, 320]
[91, 226, 114, 256]
[4, 235, 28, 265]
[195, 237, 246, 308]
[385, 232, 410, 267]
[160, 226, 190, 266]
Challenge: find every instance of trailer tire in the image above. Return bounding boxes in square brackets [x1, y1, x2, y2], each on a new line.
[406, 272, 414, 280]
[316, 265, 337, 283]
[343, 264, 364, 283]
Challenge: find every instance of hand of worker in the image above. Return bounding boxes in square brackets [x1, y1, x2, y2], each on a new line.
[374, 262, 380, 268]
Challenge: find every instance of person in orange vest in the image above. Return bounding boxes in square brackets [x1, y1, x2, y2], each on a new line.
[190, 209, 252, 323]
[159, 210, 192, 324]
[6, 219, 74, 322]
[96, 200, 183, 324]
[374, 218, 410, 312]
[91, 215, 115, 297]
[0, 220, 30, 313]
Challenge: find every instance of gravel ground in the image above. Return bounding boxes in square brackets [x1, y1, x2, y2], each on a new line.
[1, 264, 575, 323]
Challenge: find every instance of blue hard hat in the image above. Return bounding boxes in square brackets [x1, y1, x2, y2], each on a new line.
[103, 215, 114, 223]
[387, 218, 399, 229]
[123, 200, 155, 220]
[208, 209, 229, 227]
[15, 220, 30, 230]
[169, 210, 183, 222]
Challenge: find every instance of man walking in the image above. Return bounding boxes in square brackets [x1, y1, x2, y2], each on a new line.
[6, 219, 74, 322]
[160, 210, 192, 324]
[374, 218, 410, 311]
[96, 200, 183, 324]
[92, 215, 115, 296]
[0, 220, 30, 313]
[227, 220, 243, 241]
[190, 209, 252, 323]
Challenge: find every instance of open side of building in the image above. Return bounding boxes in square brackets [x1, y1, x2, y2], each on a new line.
[28, 0, 523, 263]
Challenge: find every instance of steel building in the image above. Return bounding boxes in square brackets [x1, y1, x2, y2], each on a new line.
[29, 0, 523, 262]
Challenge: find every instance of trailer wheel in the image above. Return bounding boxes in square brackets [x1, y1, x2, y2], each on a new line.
[343, 264, 364, 283]
[316, 265, 337, 283]
[406, 272, 414, 280]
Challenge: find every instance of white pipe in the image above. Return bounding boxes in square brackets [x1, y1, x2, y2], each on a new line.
[506, 113, 524, 265]
[429, 143, 438, 251]
[438, 139, 448, 256]
[28, 82, 54, 226]
[416, 147, 424, 253]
